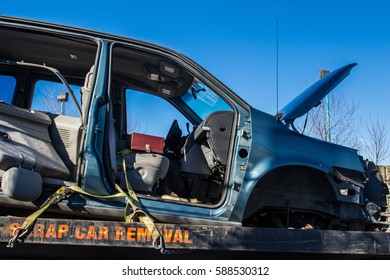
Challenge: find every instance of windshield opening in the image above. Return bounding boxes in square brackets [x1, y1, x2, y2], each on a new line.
[181, 78, 232, 120]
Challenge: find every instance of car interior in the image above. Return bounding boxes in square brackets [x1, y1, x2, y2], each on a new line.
[0, 25, 235, 208]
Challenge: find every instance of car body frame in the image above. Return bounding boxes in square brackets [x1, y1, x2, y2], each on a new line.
[0, 16, 382, 230]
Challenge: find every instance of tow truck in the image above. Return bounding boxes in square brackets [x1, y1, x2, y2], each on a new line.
[0, 15, 389, 257]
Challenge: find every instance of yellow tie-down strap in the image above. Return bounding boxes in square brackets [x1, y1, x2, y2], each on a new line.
[8, 149, 166, 252]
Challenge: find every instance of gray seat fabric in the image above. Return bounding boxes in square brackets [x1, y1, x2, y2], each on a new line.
[0, 103, 70, 179]
[194, 110, 234, 174]
[117, 152, 170, 193]
[81, 65, 95, 122]
[0, 102, 51, 142]
[2, 167, 42, 202]
[180, 133, 211, 176]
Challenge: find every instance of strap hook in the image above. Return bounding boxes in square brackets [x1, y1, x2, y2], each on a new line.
[7, 227, 30, 248]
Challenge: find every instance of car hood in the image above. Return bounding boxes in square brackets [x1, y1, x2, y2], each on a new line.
[278, 63, 357, 123]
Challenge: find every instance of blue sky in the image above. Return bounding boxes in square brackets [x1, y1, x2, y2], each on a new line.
[1, 1, 390, 160]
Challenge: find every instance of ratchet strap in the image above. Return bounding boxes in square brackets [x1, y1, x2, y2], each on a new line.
[7, 185, 126, 248]
[8, 149, 166, 252]
[117, 149, 163, 249]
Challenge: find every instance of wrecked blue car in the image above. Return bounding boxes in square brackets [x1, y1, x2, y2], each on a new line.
[0, 16, 384, 231]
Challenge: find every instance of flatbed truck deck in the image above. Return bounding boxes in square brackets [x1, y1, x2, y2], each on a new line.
[1, 216, 390, 256]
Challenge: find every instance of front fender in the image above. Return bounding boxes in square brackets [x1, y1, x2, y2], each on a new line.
[229, 108, 365, 223]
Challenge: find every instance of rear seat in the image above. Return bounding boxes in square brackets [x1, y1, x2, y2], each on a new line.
[0, 102, 70, 179]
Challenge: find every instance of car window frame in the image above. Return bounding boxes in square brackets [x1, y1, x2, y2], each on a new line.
[0, 73, 17, 104]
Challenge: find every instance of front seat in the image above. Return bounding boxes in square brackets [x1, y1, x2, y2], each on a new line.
[116, 133, 170, 194]
[117, 152, 169, 194]
[194, 110, 234, 177]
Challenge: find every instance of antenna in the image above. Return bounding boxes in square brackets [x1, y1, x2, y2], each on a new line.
[276, 20, 279, 115]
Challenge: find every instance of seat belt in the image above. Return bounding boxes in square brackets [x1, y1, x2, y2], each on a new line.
[7, 150, 168, 253]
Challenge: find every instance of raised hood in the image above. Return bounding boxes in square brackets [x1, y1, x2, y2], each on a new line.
[278, 63, 357, 124]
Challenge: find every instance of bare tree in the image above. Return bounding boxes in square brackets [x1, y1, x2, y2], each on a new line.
[127, 115, 148, 134]
[361, 113, 390, 165]
[34, 82, 79, 117]
[33, 83, 61, 114]
[297, 91, 360, 148]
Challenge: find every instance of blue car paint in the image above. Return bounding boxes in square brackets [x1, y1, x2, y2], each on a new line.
[279, 63, 357, 123]
[81, 48, 365, 224]
[80, 40, 365, 225]
[231, 107, 365, 222]
[0, 16, 377, 228]
[82, 40, 113, 196]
